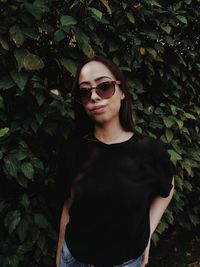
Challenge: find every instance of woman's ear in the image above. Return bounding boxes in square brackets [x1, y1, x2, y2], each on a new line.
[121, 92, 125, 100]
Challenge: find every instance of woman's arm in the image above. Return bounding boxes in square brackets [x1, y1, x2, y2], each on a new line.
[141, 177, 175, 267]
[56, 200, 70, 267]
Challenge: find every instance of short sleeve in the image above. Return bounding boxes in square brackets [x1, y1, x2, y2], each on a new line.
[56, 142, 74, 200]
[151, 138, 175, 198]
[54, 138, 78, 230]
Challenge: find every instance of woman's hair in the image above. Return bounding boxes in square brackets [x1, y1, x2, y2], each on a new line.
[72, 55, 133, 136]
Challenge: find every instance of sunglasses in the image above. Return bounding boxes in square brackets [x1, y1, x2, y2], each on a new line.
[77, 80, 121, 104]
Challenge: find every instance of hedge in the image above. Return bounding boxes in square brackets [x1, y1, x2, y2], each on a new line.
[0, 0, 200, 266]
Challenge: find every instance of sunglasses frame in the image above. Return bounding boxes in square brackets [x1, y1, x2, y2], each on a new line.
[76, 80, 121, 104]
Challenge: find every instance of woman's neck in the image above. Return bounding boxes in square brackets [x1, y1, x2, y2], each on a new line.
[94, 121, 133, 144]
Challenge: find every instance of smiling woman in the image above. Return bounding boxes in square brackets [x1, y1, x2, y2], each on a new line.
[56, 56, 175, 267]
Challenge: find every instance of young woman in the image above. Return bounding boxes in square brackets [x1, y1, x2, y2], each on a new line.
[56, 56, 175, 267]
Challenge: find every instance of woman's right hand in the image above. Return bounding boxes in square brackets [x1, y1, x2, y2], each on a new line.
[56, 200, 70, 267]
[141, 239, 151, 267]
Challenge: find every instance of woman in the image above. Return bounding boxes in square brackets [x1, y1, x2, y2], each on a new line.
[56, 56, 175, 267]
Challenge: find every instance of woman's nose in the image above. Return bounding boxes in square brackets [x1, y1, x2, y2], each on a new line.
[90, 89, 102, 101]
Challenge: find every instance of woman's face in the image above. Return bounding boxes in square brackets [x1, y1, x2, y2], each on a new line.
[78, 61, 125, 125]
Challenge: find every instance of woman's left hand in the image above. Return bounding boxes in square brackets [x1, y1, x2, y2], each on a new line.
[141, 239, 151, 267]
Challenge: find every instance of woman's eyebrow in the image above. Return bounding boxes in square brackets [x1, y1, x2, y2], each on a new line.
[79, 76, 112, 86]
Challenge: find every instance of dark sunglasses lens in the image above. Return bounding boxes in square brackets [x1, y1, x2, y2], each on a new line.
[97, 82, 115, 98]
[78, 90, 91, 103]
[77, 82, 116, 103]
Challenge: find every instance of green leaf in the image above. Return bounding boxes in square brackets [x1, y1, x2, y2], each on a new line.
[127, 12, 135, 24]
[24, 3, 43, 20]
[23, 27, 39, 40]
[183, 162, 192, 176]
[168, 149, 182, 164]
[4, 157, 19, 178]
[37, 234, 45, 251]
[156, 220, 168, 234]
[146, 47, 157, 59]
[20, 194, 30, 208]
[99, 0, 112, 14]
[61, 58, 77, 76]
[30, 119, 39, 133]
[34, 0, 50, 13]
[133, 37, 141, 45]
[164, 36, 174, 46]
[189, 214, 199, 226]
[175, 175, 183, 191]
[0, 75, 15, 90]
[38, 22, 54, 34]
[75, 29, 94, 58]
[173, 2, 181, 11]
[165, 128, 173, 142]
[170, 105, 177, 115]
[0, 95, 4, 109]
[14, 150, 28, 161]
[14, 48, 29, 71]
[42, 122, 57, 135]
[119, 66, 132, 72]
[69, 0, 80, 9]
[17, 175, 28, 188]
[165, 210, 174, 224]
[7, 255, 20, 266]
[108, 41, 118, 52]
[0, 36, 9, 50]
[23, 53, 44, 70]
[89, 8, 103, 19]
[161, 24, 172, 34]
[176, 15, 188, 24]
[10, 70, 28, 91]
[17, 242, 33, 254]
[154, 43, 164, 53]
[21, 162, 34, 180]
[0, 200, 6, 213]
[146, 0, 162, 7]
[0, 127, 9, 137]
[131, 79, 144, 93]
[60, 15, 77, 27]
[163, 117, 174, 128]
[143, 29, 158, 40]
[184, 112, 196, 120]
[4, 210, 21, 233]
[54, 29, 66, 43]
[152, 231, 159, 246]
[34, 213, 48, 229]
[35, 94, 45, 106]
[184, 180, 193, 191]
[0, 151, 3, 160]
[17, 218, 29, 242]
[176, 120, 184, 129]
[9, 25, 25, 47]
[31, 157, 44, 170]
[35, 113, 44, 125]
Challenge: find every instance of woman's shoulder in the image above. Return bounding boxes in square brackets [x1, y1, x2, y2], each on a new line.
[58, 134, 83, 157]
[133, 133, 168, 156]
[135, 133, 164, 146]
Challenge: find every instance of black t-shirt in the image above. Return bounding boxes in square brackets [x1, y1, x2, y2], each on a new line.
[56, 133, 174, 266]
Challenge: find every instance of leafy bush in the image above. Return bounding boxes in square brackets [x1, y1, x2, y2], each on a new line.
[0, 0, 200, 266]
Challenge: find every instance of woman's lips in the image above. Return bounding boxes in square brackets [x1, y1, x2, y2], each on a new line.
[90, 105, 106, 114]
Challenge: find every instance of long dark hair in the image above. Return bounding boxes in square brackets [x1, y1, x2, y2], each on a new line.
[72, 55, 133, 136]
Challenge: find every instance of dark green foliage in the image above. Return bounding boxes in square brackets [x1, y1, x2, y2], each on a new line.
[0, 0, 200, 266]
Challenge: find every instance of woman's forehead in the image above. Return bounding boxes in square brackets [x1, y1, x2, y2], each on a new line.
[79, 61, 115, 83]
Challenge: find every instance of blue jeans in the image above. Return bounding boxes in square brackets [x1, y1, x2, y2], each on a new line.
[59, 241, 143, 267]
